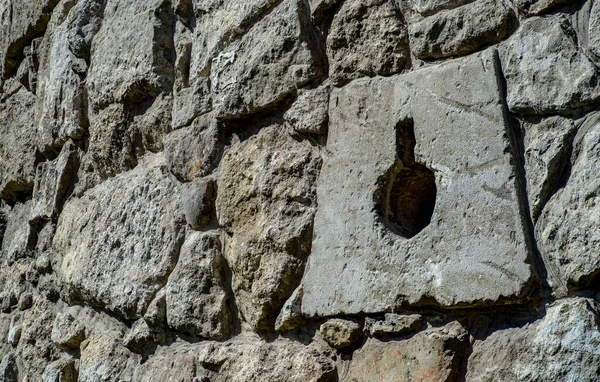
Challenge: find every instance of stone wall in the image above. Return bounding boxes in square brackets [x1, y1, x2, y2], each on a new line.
[0, 0, 599, 380]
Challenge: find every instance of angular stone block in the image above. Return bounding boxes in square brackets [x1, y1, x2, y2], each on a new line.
[301, 50, 533, 317]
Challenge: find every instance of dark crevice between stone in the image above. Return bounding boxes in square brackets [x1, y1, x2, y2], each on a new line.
[492, 48, 557, 299]
[375, 118, 436, 239]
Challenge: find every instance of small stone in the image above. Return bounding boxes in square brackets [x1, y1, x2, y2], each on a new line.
[513, 0, 573, 16]
[18, 293, 33, 311]
[275, 286, 304, 333]
[7, 325, 22, 346]
[364, 314, 425, 337]
[123, 319, 154, 354]
[284, 86, 329, 135]
[319, 318, 362, 349]
[180, 177, 216, 230]
[42, 358, 77, 382]
[310, 0, 340, 21]
[0, 352, 19, 382]
[51, 312, 86, 350]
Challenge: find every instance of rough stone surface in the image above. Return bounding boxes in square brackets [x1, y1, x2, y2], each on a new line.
[536, 112, 600, 289]
[319, 319, 362, 349]
[301, 50, 533, 317]
[467, 298, 600, 381]
[165, 231, 231, 339]
[1, 0, 600, 379]
[408, 0, 517, 60]
[327, 0, 410, 86]
[216, 124, 321, 332]
[341, 321, 468, 382]
[501, 15, 600, 115]
[53, 154, 185, 319]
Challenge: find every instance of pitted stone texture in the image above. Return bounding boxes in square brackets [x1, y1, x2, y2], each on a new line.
[364, 314, 425, 337]
[590, 1, 600, 64]
[512, 0, 573, 15]
[467, 298, 600, 381]
[35, 0, 104, 152]
[166, 231, 231, 340]
[164, 114, 222, 182]
[0, 0, 59, 77]
[0, 89, 37, 202]
[320, 319, 362, 349]
[341, 321, 468, 382]
[403, 0, 476, 16]
[180, 177, 217, 230]
[53, 154, 185, 320]
[1, 201, 36, 261]
[210, 0, 322, 118]
[79, 334, 138, 382]
[132, 351, 197, 382]
[190, 0, 279, 76]
[51, 311, 85, 350]
[501, 16, 600, 115]
[194, 337, 337, 382]
[409, 0, 516, 60]
[310, 0, 340, 21]
[301, 50, 533, 317]
[536, 113, 600, 290]
[216, 125, 321, 333]
[30, 141, 77, 222]
[327, 0, 409, 87]
[522, 116, 577, 223]
[42, 358, 77, 382]
[87, 0, 173, 108]
[284, 86, 330, 135]
[0, 352, 18, 382]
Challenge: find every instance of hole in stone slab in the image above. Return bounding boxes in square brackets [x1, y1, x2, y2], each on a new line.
[375, 119, 437, 238]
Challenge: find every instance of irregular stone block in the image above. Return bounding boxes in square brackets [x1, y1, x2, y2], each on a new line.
[590, 1, 600, 64]
[342, 321, 468, 382]
[30, 141, 77, 222]
[0, 352, 18, 382]
[404, 0, 476, 16]
[132, 352, 196, 382]
[0, 89, 37, 202]
[327, 0, 409, 86]
[164, 114, 222, 182]
[79, 335, 138, 382]
[53, 154, 185, 319]
[194, 337, 337, 382]
[501, 15, 600, 115]
[180, 177, 217, 230]
[364, 314, 425, 337]
[310, 0, 340, 21]
[284, 86, 329, 135]
[42, 358, 77, 382]
[35, 0, 104, 151]
[216, 125, 321, 332]
[17, 293, 32, 311]
[536, 113, 600, 290]
[409, 0, 516, 60]
[1, 201, 36, 262]
[301, 50, 533, 317]
[51, 312, 85, 350]
[0, 0, 59, 77]
[522, 116, 577, 222]
[123, 319, 154, 354]
[467, 298, 600, 381]
[166, 231, 231, 340]
[210, 0, 323, 118]
[275, 286, 304, 332]
[87, 0, 174, 108]
[319, 318, 362, 349]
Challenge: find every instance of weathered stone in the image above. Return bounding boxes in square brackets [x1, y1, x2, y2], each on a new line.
[144, 289, 166, 328]
[501, 15, 600, 115]
[7, 324, 21, 346]
[53, 153, 185, 319]
[42, 358, 77, 382]
[409, 0, 516, 60]
[275, 286, 304, 332]
[87, 0, 174, 108]
[364, 314, 425, 337]
[17, 293, 32, 311]
[51, 312, 85, 350]
[79, 334, 138, 382]
[164, 114, 222, 182]
[211, 0, 322, 118]
[172, 78, 212, 130]
[180, 177, 217, 230]
[341, 321, 468, 382]
[301, 50, 533, 317]
[403, 0, 476, 16]
[590, 1, 600, 64]
[1, 201, 36, 262]
[166, 231, 231, 340]
[123, 319, 154, 354]
[284, 86, 329, 135]
[522, 116, 577, 222]
[35, 0, 104, 151]
[467, 298, 600, 381]
[327, 0, 409, 86]
[0, 352, 18, 382]
[132, 351, 196, 382]
[512, 0, 573, 15]
[30, 141, 77, 222]
[0, 89, 37, 202]
[310, 0, 340, 21]
[0, 0, 59, 77]
[320, 319, 362, 349]
[216, 124, 321, 332]
[536, 112, 600, 289]
[195, 337, 337, 382]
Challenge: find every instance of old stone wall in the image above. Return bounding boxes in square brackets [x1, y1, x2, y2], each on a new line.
[0, 0, 599, 380]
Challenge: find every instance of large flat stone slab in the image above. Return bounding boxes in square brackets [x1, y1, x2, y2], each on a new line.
[301, 50, 533, 317]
